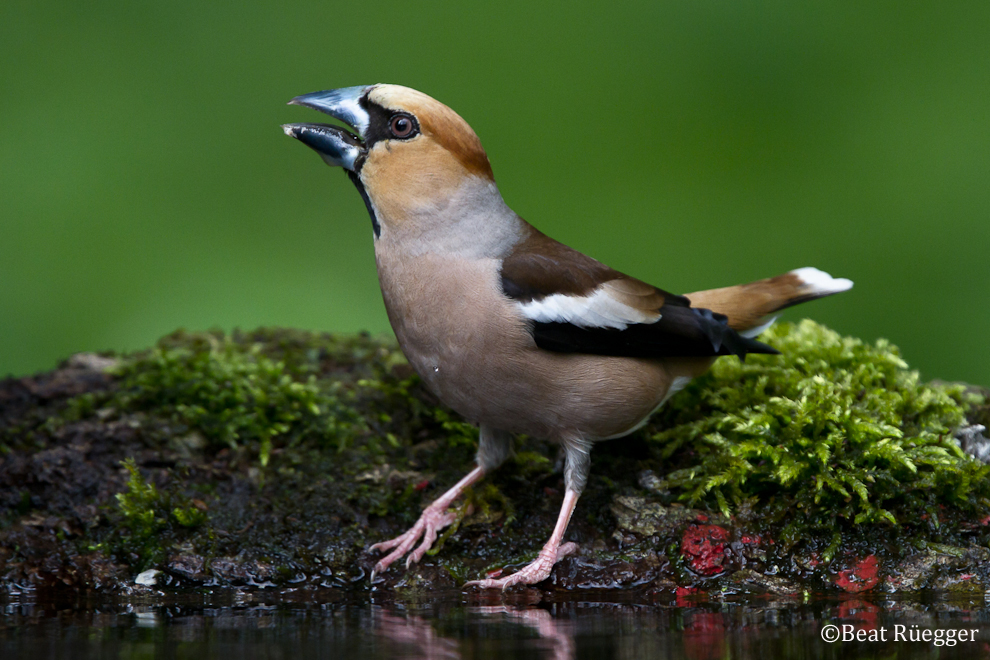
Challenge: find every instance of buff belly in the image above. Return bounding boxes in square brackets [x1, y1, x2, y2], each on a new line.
[374, 251, 685, 442]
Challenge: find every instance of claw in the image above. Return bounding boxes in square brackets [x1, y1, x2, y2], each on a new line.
[465, 542, 579, 591]
[369, 503, 459, 575]
[366, 466, 487, 579]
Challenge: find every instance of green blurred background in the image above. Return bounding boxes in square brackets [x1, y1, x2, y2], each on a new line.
[1, 2, 987, 384]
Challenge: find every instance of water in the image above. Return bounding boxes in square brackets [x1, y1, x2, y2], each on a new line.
[3, 589, 989, 659]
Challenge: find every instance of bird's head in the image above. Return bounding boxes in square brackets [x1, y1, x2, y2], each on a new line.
[284, 84, 500, 239]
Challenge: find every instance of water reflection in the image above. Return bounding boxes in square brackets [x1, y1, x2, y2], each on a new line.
[375, 611, 461, 659]
[1, 590, 989, 659]
[468, 606, 575, 660]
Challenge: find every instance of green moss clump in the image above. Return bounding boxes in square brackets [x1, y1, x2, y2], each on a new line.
[111, 336, 325, 466]
[115, 459, 166, 544]
[651, 320, 989, 552]
[110, 459, 207, 570]
[89, 329, 431, 468]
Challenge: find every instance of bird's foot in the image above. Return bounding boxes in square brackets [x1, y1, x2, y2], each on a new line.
[464, 542, 578, 591]
[370, 503, 460, 577]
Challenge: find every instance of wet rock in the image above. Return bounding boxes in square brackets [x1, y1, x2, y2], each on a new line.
[885, 545, 990, 593]
[167, 554, 208, 583]
[884, 551, 940, 591]
[731, 534, 766, 564]
[726, 569, 800, 596]
[394, 564, 459, 591]
[550, 552, 669, 590]
[135, 569, 160, 586]
[930, 572, 985, 596]
[610, 495, 698, 537]
[209, 558, 277, 586]
[84, 553, 128, 591]
[611, 496, 668, 536]
[0, 530, 126, 593]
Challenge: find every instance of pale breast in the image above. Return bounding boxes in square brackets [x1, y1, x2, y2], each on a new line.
[373, 247, 689, 441]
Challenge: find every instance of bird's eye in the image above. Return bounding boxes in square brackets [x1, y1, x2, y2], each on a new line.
[389, 114, 417, 139]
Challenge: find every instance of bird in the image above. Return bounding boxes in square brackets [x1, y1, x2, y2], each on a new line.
[283, 84, 852, 590]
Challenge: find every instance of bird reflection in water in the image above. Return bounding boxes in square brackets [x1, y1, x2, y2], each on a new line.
[373, 604, 575, 660]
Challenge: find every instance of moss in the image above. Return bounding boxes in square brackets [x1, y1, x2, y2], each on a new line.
[80, 328, 435, 467]
[109, 459, 208, 571]
[111, 334, 327, 466]
[115, 459, 166, 546]
[649, 320, 989, 555]
[4, 321, 988, 593]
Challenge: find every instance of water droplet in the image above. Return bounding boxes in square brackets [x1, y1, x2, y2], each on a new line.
[433, 366, 439, 373]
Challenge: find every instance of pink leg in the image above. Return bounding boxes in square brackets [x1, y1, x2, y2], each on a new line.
[465, 489, 580, 591]
[370, 466, 486, 578]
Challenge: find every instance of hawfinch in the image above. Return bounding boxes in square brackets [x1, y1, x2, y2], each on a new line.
[283, 84, 852, 590]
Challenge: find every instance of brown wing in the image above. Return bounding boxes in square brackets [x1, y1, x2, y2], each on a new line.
[500, 228, 776, 358]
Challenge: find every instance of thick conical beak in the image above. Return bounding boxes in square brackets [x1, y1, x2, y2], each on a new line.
[283, 85, 374, 171]
[281, 122, 363, 170]
[287, 86, 373, 138]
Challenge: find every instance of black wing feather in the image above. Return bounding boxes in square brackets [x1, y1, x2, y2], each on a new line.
[530, 302, 779, 359]
[498, 232, 778, 359]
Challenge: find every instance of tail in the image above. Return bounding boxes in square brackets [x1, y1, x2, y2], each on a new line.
[685, 267, 853, 336]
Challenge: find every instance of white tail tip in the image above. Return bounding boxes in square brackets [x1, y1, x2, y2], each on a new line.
[791, 267, 853, 295]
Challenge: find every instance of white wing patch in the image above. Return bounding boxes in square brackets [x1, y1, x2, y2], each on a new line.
[791, 267, 853, 296]
[515, 287, 660, 330]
